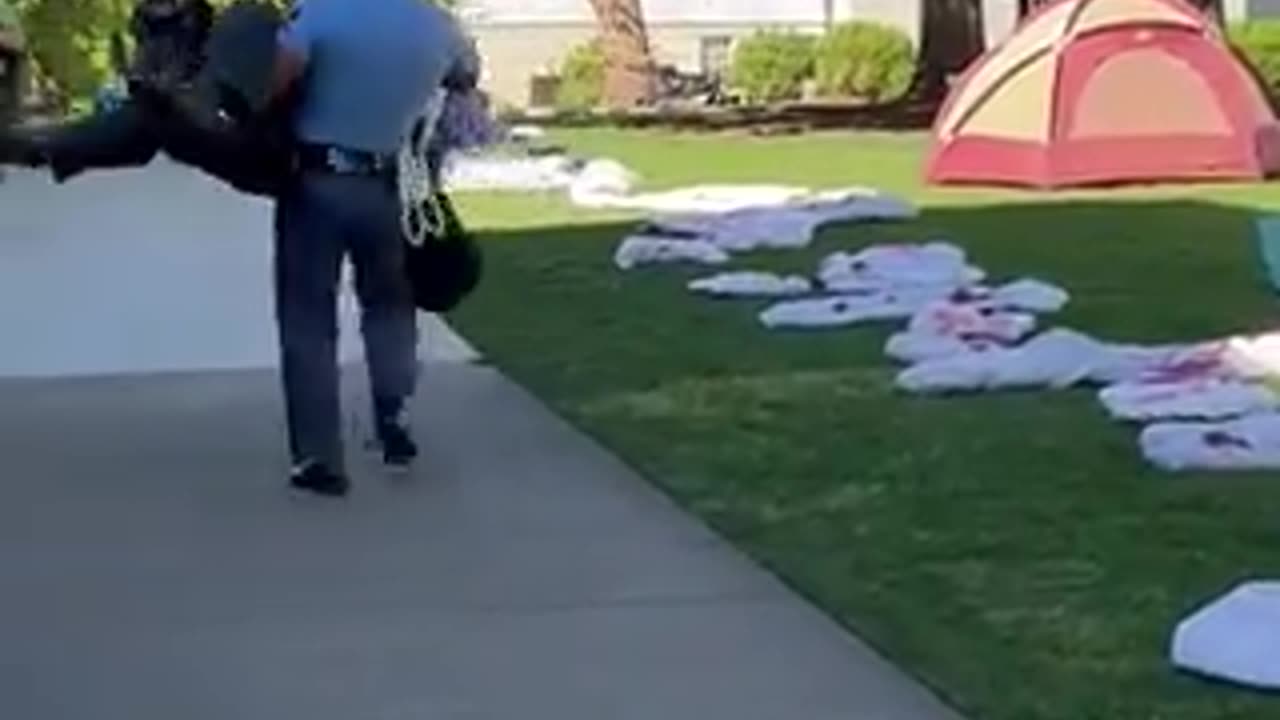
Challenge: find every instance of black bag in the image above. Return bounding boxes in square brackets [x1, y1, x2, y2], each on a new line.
[402, 189, 482, 313]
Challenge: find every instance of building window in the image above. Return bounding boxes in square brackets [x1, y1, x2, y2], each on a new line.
[700, 36, 732, 77]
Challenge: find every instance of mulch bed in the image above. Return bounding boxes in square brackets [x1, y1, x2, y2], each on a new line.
[506, 97, 944, 136]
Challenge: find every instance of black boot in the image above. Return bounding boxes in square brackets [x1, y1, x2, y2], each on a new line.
[6, 102, 162, 184]
[289, 460, 350, 498]
[374, 397, 419, 469]
[0, 126, 50, 168]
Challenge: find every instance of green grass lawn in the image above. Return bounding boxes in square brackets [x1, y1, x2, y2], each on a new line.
[450, 128, 1280, 719]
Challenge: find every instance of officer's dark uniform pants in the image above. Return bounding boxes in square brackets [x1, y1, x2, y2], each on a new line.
[273, 169, 418, 472]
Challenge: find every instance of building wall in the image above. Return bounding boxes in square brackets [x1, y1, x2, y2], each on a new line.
[470, 23, 591, 107]
[1244, 0, 1280, 19]
[834, 0, 920, 44]
[457, 0, 828, 25]
[983, 0, 1021, 47]
[1224, 0, 1280, 21]
[470, 21, 827, 108]
[463, 0, 1021, 109]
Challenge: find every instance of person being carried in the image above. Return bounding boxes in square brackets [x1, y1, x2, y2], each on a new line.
[0, 0, 480, 199]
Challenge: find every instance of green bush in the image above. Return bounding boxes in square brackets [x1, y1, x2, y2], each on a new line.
[815, 21, 914, 102]
[556, 39, 605, 111]
[17, 0, 133, 110]
[727, 29, 817, 104]
[12, 0, 297, 113]
[1229, 20, 1280, 98]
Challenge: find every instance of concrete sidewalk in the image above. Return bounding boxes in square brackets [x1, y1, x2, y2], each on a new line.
[0, 161, 475, 377]
[0, 162, 964, 719]
[0, 364, 964, 720]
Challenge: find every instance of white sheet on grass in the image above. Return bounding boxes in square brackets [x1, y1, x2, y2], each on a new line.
[894, 328, 1236, 394]
[759, 287, 958, 330]
[611, 189, 918, 264]
[762, 249, 1070, 332]
[442, 154, 587, 192]
[688, 271, 813, 298]
[883, 301, 1038, 364]
[896, 328, 1109, 393]
[1140, 412, 1280, 471]
[579, 183, 917, 221]
[577, 182, 808, 213]
[885, 332, 1011, 365]
[1100, 379, 1279, 422]
[613, 235, 731, 270]
[440, 151, 642, 194]
[818, 242, 982, 294]
[634, 209, 823, 253]
[905, 300, 1039, 344]
[1218, 332, 1280, 381]
[985, 279, 1071, 314]
[1171, 581, 1280, 690]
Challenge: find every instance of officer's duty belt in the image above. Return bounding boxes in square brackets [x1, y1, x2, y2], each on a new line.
[295, 142, 396, 177]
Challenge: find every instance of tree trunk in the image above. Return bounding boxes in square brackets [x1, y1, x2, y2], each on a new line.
[1017, 0, 1051, 19]
[1188, 0, 1224, 24]
[912, 0, 986, 100]
[587, 0, 656, 108]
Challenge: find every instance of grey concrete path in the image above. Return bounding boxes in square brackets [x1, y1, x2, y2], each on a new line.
[0, 162, 964, 719]
[0, 161, 476, 377]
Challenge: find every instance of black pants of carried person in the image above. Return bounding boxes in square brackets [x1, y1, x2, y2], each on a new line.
[5, 88, 294, 199]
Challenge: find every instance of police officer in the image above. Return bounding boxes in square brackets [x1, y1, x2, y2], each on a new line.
[270, 0, 476, 496]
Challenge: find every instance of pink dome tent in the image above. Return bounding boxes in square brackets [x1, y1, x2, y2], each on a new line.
[925, 0, 1280, 189]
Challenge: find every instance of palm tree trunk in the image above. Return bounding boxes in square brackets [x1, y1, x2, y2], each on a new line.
[1189, 0, 1224, 24]
[1017, 0, 1049, 19]
[912, 0, 986, 100]
[587, 0, 656, 108]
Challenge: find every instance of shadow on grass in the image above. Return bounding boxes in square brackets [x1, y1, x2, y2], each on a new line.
[454, 197, 1279, 400]
[510, 97, 941, 136]
[452, 196, 1280, 720]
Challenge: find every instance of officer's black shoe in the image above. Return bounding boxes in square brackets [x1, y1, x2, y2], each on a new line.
[375, 411, 418, 469]
[380, 421, 418, 469]
[289, 461, 350, 497]
[373, 397, 418, 469]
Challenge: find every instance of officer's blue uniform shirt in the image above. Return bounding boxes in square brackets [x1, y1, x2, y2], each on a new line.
[278, 0, 471, 154]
